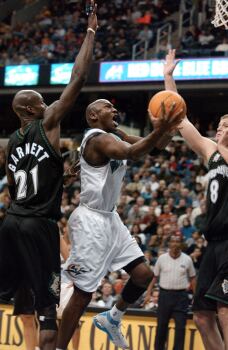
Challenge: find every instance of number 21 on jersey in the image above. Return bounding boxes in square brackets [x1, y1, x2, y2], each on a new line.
[14, 165, 38, 200]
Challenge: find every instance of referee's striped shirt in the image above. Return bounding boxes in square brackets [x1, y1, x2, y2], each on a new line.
[154, 252, 196, 290]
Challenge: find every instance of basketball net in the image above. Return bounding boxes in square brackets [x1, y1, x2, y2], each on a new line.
[211, 0, 228, 29]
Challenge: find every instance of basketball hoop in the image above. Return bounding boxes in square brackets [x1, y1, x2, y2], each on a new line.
[211, 0, 228, 29]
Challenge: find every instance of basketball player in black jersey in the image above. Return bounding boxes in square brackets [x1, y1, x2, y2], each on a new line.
[0, 3, 97, 350]
[164, 49, 228, 350]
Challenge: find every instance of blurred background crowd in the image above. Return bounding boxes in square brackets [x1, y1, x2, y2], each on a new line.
[0, 0, 228, 65]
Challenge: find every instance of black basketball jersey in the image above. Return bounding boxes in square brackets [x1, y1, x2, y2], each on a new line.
[7, 120, 63, 220]
[204, 151, 228, 241]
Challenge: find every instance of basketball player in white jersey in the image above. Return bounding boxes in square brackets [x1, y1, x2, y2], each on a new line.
[56, 99, 184, 350]
[163, 49, 228, 350]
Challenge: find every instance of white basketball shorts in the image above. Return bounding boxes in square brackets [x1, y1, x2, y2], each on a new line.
[64, 204, 144, 292]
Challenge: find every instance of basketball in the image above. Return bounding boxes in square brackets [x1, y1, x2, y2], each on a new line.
[148, 90, 187, 121]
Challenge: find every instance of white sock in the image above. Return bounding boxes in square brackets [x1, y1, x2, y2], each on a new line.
[109, 305, 125, 322]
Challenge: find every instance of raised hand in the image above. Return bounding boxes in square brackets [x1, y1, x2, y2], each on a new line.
[87, 0, 98, 33]
[163, 49, 180, 77]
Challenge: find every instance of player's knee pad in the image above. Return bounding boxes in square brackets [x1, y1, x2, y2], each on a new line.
[37, 304, 57, 331]
[121, 278, 146, 304]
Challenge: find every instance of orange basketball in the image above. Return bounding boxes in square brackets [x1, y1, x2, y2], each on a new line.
[148, 90, 186, 121]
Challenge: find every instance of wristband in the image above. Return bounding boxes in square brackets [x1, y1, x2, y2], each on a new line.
[87, 27, 96, 35]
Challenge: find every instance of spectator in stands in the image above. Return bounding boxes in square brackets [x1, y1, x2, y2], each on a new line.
[156, 38, 171, 59]
[131, 223, 146, 251]
[143, 212, 158, 236]
[96, 282, 115, 308]
[144, 288, 159, 311]
[215, 37, 228, 53]
[185, 230, 200, 248]
[198, 28, 215, 48]
[126, 173, 143, 193]
[136, 10, 152, 25]
[137, 25, 154, 44]
[88, 291, 103, 307]
[141, 183, 153, 204]
[195, 167, 208, 190]
[174, 198, 188, 216]
[181, 25, 200, 49]
[114, 38, 131, 60]
[144, 250, 154, 268]
[126, 204, 144, 224]
[190, 247, 203, 271]
[194, 200, 207, 234]
[157, 204, 175, 226]
[187, 235, 206, 256]
[180, 217, 196, 240]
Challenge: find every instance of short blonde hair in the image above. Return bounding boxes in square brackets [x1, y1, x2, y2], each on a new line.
[220, 114, 228, 120]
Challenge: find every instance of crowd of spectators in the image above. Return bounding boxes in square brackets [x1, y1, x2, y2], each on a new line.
[0, 0, 228, 64]
[0, 129, 211, 312]
[176, 21, 228, 58]
[0, 0, 180, 65]
[174, 0, 228, 59]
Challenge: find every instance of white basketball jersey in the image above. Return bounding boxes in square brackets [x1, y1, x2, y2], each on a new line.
[79, 128, 128, 211]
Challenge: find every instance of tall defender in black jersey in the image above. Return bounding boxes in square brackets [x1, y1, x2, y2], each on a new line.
[164, 49, 228, 350]
[0, 3, 97, 350]
[7, 120, 63, 219]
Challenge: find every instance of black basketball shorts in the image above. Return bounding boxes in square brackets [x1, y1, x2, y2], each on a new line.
[193, 240, 228, 311]
[0, 214, 60, 311]
[13, 285, 35, 315]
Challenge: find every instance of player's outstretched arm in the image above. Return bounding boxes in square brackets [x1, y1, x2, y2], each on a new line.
[43, 0, 97, 130]
[164, 49, 216, 162]
[93, 105, 183, 161]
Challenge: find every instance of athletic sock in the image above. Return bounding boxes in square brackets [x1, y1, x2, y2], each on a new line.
[109, 305, 125, 322]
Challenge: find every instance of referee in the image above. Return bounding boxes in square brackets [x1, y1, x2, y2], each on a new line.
[145, 235, 196, 350]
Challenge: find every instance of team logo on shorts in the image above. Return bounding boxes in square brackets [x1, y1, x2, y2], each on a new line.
[66, 264, 91, 278]
[222, 279, 228, 294]
[49, 272, 60, 298]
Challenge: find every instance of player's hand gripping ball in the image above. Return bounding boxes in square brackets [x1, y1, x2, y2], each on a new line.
[148, 90, 186, 121]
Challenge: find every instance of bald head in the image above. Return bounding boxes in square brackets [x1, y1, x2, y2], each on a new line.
[12, 90, 46, 121]
[12, 90, 41, 112]
[86, 99, 110, 126]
